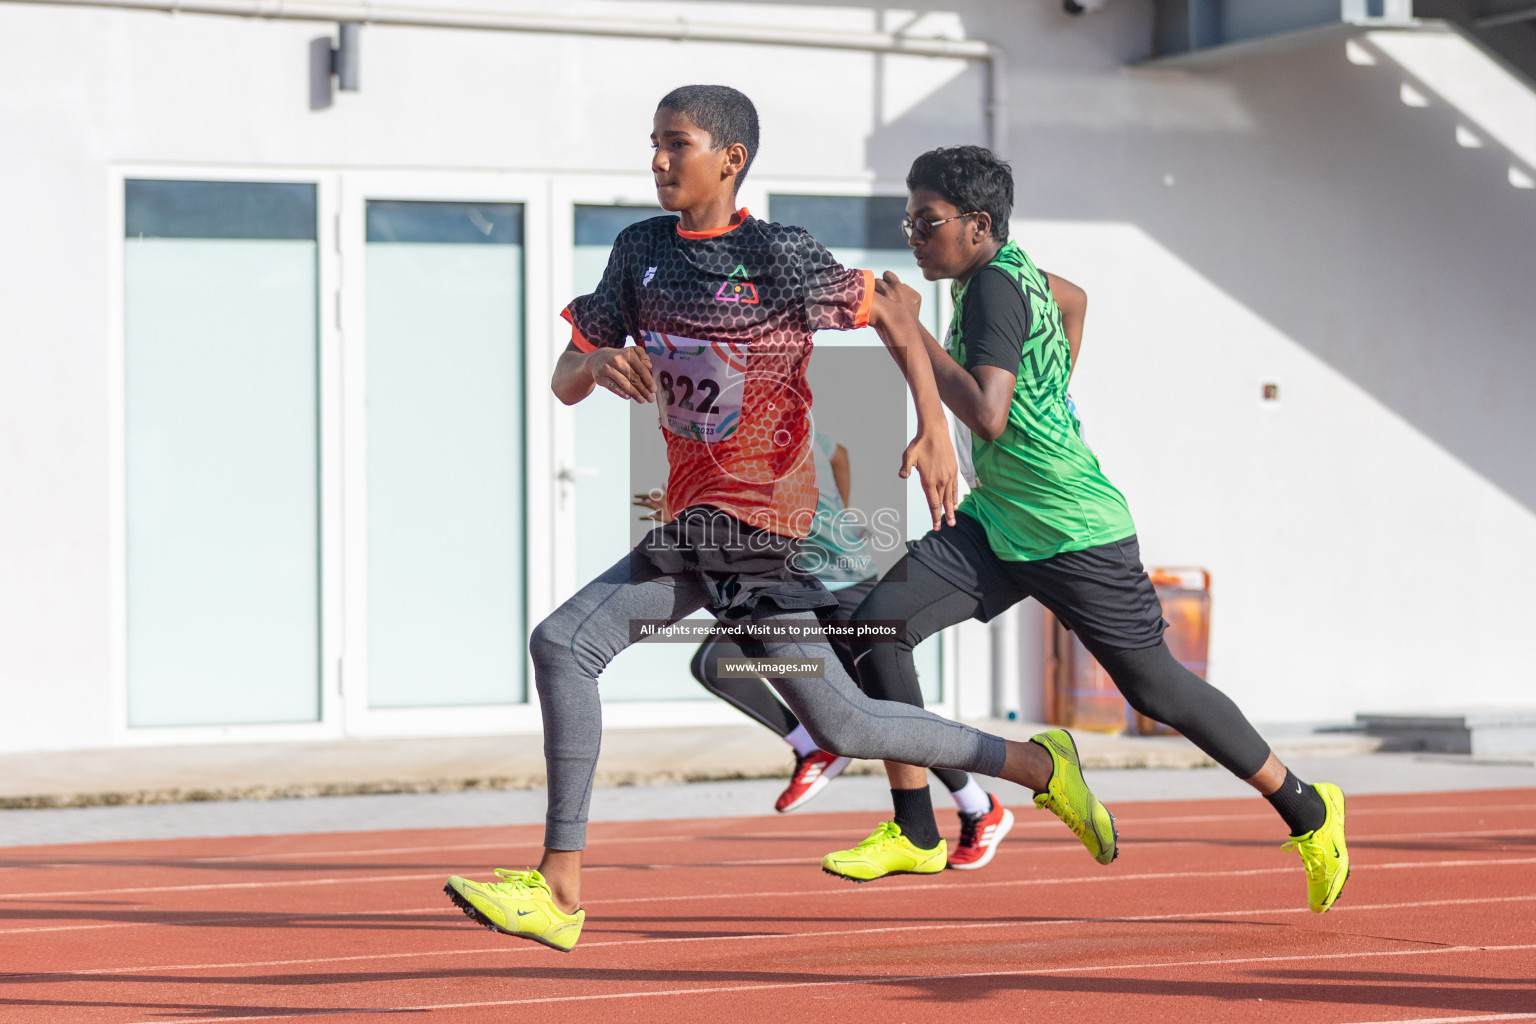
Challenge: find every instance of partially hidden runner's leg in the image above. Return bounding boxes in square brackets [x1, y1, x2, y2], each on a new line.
[742, 604, 1009, 780]
[838, 556, 1019, 872]
[840, 576, 981, 815]
[443, 548, 710, 950]
[737, 603, 1093, 880]
[691, 627, 801, 736]
[690, 627, 850, 811]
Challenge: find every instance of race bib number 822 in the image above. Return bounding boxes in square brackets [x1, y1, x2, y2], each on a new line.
[641, 331, 747, 444]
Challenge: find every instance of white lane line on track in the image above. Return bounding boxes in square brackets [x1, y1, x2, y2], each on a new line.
[977, 825, 1536, 863]
[1109, 803, 1536, 830]
[591, 858, 1536, 905]
[0, 871, 445, 901]
[101, 942, 1536, 1022]
[0, 906, 451, 936]
[4, 799, 1532, 869]
[7, 892, 1535, 980]
[6, 822, 1528, 884]
[1269, 825, 1536, 843]
[95, 821, 1536, 870]
[0, 826, 1056, 872]
[1340, 1016, 1536, 1023]
[5, 853, 1536, 902]
[8, 885, 1536, 941]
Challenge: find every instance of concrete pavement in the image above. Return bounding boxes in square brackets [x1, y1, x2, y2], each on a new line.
[4, 717, 1533, 847]
[0, 719, 1385, 809]
[2, 750, 1532, 847]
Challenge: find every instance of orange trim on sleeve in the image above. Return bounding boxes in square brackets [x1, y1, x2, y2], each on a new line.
[676, 207, 750, 240]
[853, 269, 876, 329]
[561, 307, 598, 353]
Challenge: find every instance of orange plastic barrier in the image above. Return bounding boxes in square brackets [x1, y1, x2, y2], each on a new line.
[1043, 567, 1211, 735]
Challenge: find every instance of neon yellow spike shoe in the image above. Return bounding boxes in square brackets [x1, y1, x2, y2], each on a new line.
[821, 821, 947, 883]
[1031, 729, 1118, 865]
[443, 869, 584, 952]
[1282, 782, 1350, 914]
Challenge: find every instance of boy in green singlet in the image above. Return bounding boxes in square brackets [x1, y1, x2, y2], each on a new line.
[823, 146, 1350, 916]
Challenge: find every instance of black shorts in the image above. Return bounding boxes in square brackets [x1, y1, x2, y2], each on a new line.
[904, 512, 1166, 652]
[640, 505, 838, 617]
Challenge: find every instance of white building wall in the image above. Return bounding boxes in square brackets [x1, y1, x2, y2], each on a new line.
[0, 0, 1532, 752]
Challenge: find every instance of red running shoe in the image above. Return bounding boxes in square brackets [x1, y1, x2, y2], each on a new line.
[775, 750, 850, 813]
[947, 794, 1015, 870]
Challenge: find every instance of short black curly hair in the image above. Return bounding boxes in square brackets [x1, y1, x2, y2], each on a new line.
[657, 85, 760, 191]
[906, 146, 1013, 242]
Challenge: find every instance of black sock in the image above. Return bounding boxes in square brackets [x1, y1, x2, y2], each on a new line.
[890, 787, 941, 850]
[932, 766, 970, 792]
[1265, 770, 1327, 836]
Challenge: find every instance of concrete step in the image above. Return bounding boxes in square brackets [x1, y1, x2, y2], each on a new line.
[1356, 709, 1536, 755]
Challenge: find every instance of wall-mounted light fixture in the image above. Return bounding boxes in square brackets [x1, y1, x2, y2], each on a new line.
[310, 22, 359, 111]
[332, 22, 360, 92]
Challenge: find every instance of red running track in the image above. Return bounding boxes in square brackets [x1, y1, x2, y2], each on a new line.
[1, 788, 1534, 1023]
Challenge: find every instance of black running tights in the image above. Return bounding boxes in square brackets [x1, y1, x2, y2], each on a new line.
[850, 556, 1271, 781]
[689, 628, 806, 738]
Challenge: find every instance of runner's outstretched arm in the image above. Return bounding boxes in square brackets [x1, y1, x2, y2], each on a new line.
[1045, 272, 1086, 378]
[873, 272, 1015, 443]
[867, 290, 958, 529]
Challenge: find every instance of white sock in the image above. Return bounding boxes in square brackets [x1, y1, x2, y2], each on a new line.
[950, 776, 991, 815]
[784, 724, 818, 757]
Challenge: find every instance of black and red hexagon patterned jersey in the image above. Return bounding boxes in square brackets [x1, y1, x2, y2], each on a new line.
[563, 208, 872, 539]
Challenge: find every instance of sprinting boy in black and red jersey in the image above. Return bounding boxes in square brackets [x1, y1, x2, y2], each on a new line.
[443, 88, 1122, 952]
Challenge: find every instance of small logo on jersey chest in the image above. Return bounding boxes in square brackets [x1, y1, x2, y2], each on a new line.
[714, 262, 758, 304]
[642, 266, 657, 287]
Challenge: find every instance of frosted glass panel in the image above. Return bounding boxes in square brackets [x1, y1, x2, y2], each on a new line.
[125, 238, 319, 726]
[366, 204, 526, 707]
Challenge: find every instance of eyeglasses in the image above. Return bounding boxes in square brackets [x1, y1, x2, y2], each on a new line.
[900, 211, 981, 241]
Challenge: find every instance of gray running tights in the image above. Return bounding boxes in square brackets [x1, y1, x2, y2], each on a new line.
[529, 548, 1009, 850]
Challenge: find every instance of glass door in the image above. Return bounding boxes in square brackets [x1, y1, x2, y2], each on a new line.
[339, 173, 549, 734]
[123, 179, 322, 727]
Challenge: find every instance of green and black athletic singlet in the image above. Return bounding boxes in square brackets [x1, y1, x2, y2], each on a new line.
[876, 242, 1279, 787]
[946, 241, 1136, 561]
